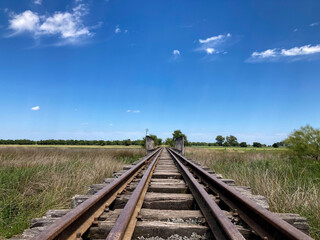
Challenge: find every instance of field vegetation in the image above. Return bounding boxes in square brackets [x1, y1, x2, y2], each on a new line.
[185, 147, 320, 239]
[0, 147, 144, 238]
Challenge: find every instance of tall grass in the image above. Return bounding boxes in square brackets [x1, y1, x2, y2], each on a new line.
[185, 148, 320, 239]
[0, 147, 144, 238]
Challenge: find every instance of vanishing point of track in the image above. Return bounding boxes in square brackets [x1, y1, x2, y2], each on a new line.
[32, 147, 313, 240]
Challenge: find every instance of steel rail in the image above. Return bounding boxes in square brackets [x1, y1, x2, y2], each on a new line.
[168, 148, 313, 240]
[33, 148, 161, 240]
[106, 148, 162, 240]
[167, 148, 245, 240]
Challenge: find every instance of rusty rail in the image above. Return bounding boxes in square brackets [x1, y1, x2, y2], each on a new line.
[167, 148, 245, 240]
[106, 148, 162, 239]
[33, 148, 161, 240]
[168, 148, 313, 240]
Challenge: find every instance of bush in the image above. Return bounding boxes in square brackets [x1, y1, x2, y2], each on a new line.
[223, 142, 231, 147]
[272, 143, 279, 148]
[285, 125, 320, 161]
[239, 142, 247, 147]
[253, 142, 262, 148]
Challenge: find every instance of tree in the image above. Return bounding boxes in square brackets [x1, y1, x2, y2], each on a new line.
[272, 143, 279, 148]
[226, 135, 239, 146]
[123, 139, 131, 146]
[165, 138, 174, 147]
[240, 142, 247, 147]
[253, 142, 262, 148]
[215, 135, 225, 146]
[285, 125, 320, 160]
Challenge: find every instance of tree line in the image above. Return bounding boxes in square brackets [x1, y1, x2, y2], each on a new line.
[0, 130, 285, 149]
[190, 135, 270, 148]
[0, 139, 144, 146]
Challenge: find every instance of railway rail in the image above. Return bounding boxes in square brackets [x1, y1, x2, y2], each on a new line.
[17, 147, 312, 240]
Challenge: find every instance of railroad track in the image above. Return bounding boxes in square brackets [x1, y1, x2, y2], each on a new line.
[17, 147, 312, 240]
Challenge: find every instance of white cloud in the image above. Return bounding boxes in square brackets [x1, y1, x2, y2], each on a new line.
[249, 44, 320, 62]
[8, 3, 94, 42]
[115, 25, 121, 34]
[205, 48, 215, 54]
[34, 0, 42, 5]
[81, 122, 89, 125]
[310, 22, 319, 27]
[196, 33, 231, 56]
[109, 123, 113, 127]
[173, 49, 180, 55]
[252, 49, 277, 58]
[126, 110, 140, 113]
[281, 44, 320, 56]
[9, 10, 40, 33]
[199, 34, 227, 44]
[31, 106, 40, 111]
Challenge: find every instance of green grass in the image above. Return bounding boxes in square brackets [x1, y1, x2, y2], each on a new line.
[186, 147, 320, 239]
[0, 147, 144, 238]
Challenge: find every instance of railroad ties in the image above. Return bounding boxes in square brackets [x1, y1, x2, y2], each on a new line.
[14, 147, 312, 240]
[91, 148, 210, 239]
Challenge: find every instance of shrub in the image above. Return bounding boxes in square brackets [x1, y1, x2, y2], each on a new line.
[285, 125, 320, 161]
[240, 142, 247, 147]
[253, 142, 262, 148]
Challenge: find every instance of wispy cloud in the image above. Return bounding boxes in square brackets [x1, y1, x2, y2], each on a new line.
[115, 25, 121, 34]
[7, 2, 98, 45]
[31, 106, 40, 111]
[81, 122, 89, 125]
[34, 0, 42, 5]
[126, 110, 140, 113]
[108, 123, 113, 127]
[114, 25, 128, 34]
[310, 22, 319, 27]
[199, 34, 230, 44]
[248, 44, 320, 62]
[171, 49, 181, 61]
[196, 33, 232, 57]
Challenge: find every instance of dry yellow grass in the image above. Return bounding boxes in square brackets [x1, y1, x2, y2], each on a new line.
[185, 147, 320, 239]
[0, 146, 144, 238]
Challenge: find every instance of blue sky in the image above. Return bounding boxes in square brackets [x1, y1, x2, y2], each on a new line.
[0, 0, 320, 144]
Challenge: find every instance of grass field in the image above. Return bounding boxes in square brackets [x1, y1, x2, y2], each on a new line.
[0, 146, 144, 238]
[185, 147, 320, 239]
